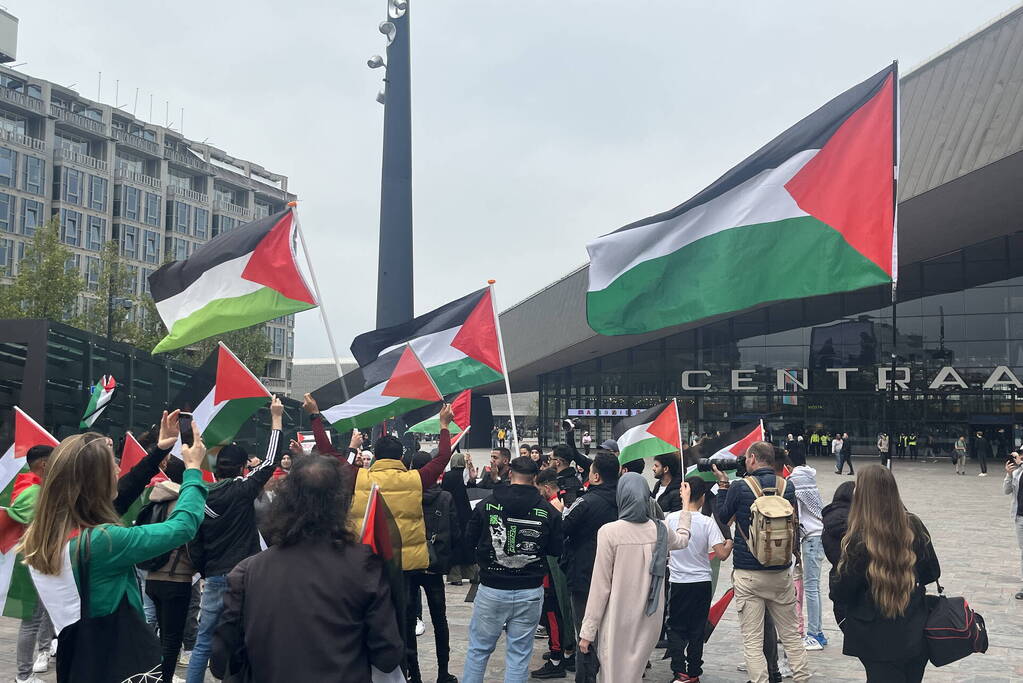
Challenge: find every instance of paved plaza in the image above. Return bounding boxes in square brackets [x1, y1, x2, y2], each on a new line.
[0, 456, 1019, 682]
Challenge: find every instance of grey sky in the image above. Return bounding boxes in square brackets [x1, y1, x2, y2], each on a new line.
[13, 0, 1017, 360]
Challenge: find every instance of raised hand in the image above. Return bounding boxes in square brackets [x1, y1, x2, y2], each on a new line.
[158, 409, 181, 451]
[303, 393, 319, 415]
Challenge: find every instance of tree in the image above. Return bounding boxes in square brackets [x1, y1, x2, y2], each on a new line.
[79, 240, 135, 340]
[0, 216, 84, 320]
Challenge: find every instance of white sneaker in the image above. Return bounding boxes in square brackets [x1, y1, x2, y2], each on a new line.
[978, 473, 987, 477]
[178, 649, 191, 665]
[32, 651, 48, 673]
[48, 639, 57, 657]
[173, 676, 186, 683]
[16, 676, 43, 683]
[736, 663, 748, 672]
[415, 618, 426, 636]
[802, 634, 823, 651]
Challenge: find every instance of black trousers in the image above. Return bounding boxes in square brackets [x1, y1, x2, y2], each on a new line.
[145, 579, 192, 683]
[405, 572, 450, 681]
[666, 581, 712, 676]
[540, 579, 573, 656]
[838, 451, 854, 474]
[859, 652, 928, 682]
[976, 449, 988, 473]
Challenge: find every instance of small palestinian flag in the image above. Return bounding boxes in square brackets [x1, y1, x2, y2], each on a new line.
[0, 408, 58, 496]
[171, 343, 271, 455]
[406, 390, 472, 445]
[685, 421, 765, 482]
[119, 431, 147, 478]
[613, 400, 681, 465]
[149, 208, 317, 353]
[587, 64, 897, 335]
[80, 375, 116, 429]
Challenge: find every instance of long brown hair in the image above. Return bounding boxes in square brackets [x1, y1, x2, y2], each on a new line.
[19, 433, 121, 575]
[838, 465, 917, 618]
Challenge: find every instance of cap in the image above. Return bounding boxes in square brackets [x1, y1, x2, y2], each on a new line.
[599, 439, 619, 453]
[216, 443, 249, 469]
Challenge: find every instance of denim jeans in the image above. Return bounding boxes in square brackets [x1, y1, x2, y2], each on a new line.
[801, 535, 824, 636]
[462, 584, 544, 683]
[185, 575, 228, 683]
[16, 601, 53, 678]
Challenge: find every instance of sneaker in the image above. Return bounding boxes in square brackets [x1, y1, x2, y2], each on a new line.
[178, 649, 192, 665]
[802, 634, 823, 651]
[978, 472, 987, 476]
[15, 677, 43, 683]
[672, 675, 700, 683]
[534, 624, 548, 639]
[48, 639, 57, 657]
[563, 653, 576, 672]
[1015, 589, 1023, 600]
[531, 658, 567, 679]
[778, 661, 793, 679]
[812, 631, 828, 646]
[437, 675, 458, 683]
[173, 677, 186, 683]
[415, 618, 426, 636]
[736, 663, 748, 673]
[32, 651, 48, 673]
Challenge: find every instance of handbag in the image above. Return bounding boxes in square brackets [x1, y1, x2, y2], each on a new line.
[924, 583, 988, 667]
[55, 528, 162, 683]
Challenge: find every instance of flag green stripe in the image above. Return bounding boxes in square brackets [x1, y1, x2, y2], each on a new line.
[618, 435, 678, 465]
[428, 357, 503, 395]
[203, 397, 267, 447]
[329, 397, 434, 432]
[153, 286, 315, 354]
[406, 415, 463, 435]
[587, 216, 891, 336]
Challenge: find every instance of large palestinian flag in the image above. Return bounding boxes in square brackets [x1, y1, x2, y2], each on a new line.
[586, 64, 897, 335]
[685, 421, 765, 482]
[149, 208, 317, 353]
[614, 400, 681, 465]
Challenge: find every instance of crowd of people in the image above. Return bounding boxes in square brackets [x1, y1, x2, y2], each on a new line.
[4, 396, 1015, 683]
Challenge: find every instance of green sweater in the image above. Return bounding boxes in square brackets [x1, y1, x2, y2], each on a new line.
[71, 468, 207, 618]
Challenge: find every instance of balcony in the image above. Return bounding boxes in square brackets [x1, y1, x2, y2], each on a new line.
[54, 147, 109, 173]
[50, 104, 107, 136]
[0, 87, 44, 113]
[214, 200, 253, 220]
[165, 148, 211, 173]
[113, 129, 160, 156]
[0, 128, 45, 152]
[168, 184, 209, 204]
[114, 167, 161, 190]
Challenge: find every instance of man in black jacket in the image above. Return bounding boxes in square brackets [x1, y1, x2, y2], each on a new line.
[974, 430, 991, 476]
[185, 397, 283, 683]
[463, 457, 563, 683]
[652, 452, 683, 513]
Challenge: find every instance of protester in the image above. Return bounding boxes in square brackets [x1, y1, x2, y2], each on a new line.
[529, 445, 549, 469]
[532, 467, 576, 679]
[480, 447, 511, 489]
[577, 473, 691, 682]
[877, 433, 889, 465]
[831, 465, 941, 681]
[20, 422, 207, 679]
[185, 397, 284, 683]
[822, 481, 855, 624]
[665, 477, 732, 683]
[552, 444, 584, 506]
[973, 430, 991, 476]
[1005, 452, 1023, 600]
[712, 441, 810, 683]
[839, 432, 853, 475]
[788, 449, 827, 650]
[581, 431, 592, 455]
[954, 434, 968, 475]
[652, 453, 683, 513]
[441, 451, 478, 586]
[519, 444, 531, 459]
[210, 456, 404, 680]
[462, 456, 562, 683]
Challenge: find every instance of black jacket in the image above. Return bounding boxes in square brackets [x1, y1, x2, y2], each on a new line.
[714, 467, 798, 570]
[211, 540, 403, 682]
[467, 483, 563, 590]
[421, 485, 458, 575]
[653, 476, 683, 514]
[821, 498, 851, 569]
[830, 514, 940, 660]
[560, 482, 617, 596]
[440, 467, 476, 567]
[190, 430, 281, 578]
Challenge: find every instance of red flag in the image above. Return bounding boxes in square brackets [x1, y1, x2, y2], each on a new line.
[0, 509, 23, 554]
[119, 432, 148, 478]
[360, 485, 394, 561]
[13, 408, 59, 461]
[704, 587, 735, 642]
[381, 346, 442, 402]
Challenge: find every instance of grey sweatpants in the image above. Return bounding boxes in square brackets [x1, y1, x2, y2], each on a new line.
[1016, 516, 1023, 580]
[17, 601, 53, 678]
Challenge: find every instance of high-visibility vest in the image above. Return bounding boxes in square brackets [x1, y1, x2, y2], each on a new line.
[810, 434, 820, 444]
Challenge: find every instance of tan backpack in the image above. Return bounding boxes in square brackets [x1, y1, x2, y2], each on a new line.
[739, 476, 796, 567]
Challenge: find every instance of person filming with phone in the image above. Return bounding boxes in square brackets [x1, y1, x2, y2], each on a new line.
[1005, 451, 1023, 600]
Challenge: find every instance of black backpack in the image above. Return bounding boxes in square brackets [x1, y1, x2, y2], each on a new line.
[423, 489, 455, 574]
[133, 500, 175, 572]
[924, 591, 988, 666]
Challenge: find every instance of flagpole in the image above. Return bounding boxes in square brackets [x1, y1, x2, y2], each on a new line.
[886, 61, 900, 471]
[487, 280, 520, 455]
[673, 397, 683, 454]
[289, 203, 349, 402]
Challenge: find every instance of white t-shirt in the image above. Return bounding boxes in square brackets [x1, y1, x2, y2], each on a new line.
[666, 510, 724, 583]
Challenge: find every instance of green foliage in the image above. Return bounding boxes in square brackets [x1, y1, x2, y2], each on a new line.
[78, 240, 136, 339]
[0, 217, 84, 320]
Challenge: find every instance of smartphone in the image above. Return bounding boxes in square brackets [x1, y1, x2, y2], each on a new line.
[179, 412, 194, 447]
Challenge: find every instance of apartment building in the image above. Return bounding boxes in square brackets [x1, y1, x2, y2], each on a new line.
[0, 16, 297, 394]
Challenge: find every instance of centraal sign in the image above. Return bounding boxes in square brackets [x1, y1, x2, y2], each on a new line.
[676, 366, 1023, 392]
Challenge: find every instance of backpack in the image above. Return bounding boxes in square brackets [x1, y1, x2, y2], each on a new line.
[738, 476, 796, 568]
[423, 489, 455, 574]
[133, 499, 175, 571]
[924, 592, 988, 666]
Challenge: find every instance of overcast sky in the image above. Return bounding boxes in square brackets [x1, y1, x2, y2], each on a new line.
[14, 0, 1017, 359]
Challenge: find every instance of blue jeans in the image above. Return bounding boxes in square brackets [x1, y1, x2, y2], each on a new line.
[801, 536, 824, 635]
[185, 575, 227, 683]
[462, 584, 544, 683]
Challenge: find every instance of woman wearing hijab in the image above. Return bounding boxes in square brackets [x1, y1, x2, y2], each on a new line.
[577, 472, 692, 681]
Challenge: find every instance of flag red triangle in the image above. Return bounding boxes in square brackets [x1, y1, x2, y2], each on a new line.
[451, 390, 472, 430]
[0, 508, 24, 554]
[381, 346, 442, 402]
[451, 289, 503, 373]
[361, 486, 394, 561]
[214, 344, 271, 404]
[14, 408, 58, 460]
[240, 210, 317, 304]
[119, 432, 148, 478]
[728, 422, 765, 457]
[646, 401, 681, 450]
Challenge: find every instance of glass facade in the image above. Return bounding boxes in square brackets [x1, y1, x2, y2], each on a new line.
[538, 235, 1023, 454]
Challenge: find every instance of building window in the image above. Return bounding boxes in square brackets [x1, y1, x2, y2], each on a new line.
[0, 148, 16, 187]
[0, 111, 26, 136]
[268, 326, 286, 355]
[22, 156, 44, 196]
[254, 201, 271, 219]
[21, 199, 43, 236]
[168, 170, 192, 192]
[60, 209, 82, 247]
[62, 167, 83, 205]
[125, 265, 139, 294]
[54, 132, 88, 155]
[89, 175, 108, 211]
[141, 267, 154, 294]
[213, 215, 237, 237]
[85, 256, 101, 291]
[0, 237, 12, 274]
[144, 192, 160, 226]
[86, 216, 106, 251]
[143, 229, 160, 264]
[114, 153, 144, 175]
[173, 201, 189, 234]
[168, 237, 188, 261]
[194, 207, 209, 239]
[0, 193, 11, 233]
[114, 185, 141, 220]
[121, 224, 138, 259]
[65, 252, 81, 274]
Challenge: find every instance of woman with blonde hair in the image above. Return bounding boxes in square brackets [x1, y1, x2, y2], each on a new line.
[19, 418, 208, 680]
[830, 465, 940, 682]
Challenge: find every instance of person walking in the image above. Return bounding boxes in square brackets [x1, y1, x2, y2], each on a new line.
[1005, 452, 1023, 600]
[973, 430, 991, 476]
[831, 465, 941, 682]
[577, 473, 692, 682]
[462, 457, 563, 683]
[581, 431, 592, 455]
[877, 433, 890, 467]
[441, 452, 478, 586]
[839, 432, 854, 475]
[788, 450, 827, 650]
[954, 434, 968, 475]
[831, 434, 844, 475]
[210, 456, 404, 681]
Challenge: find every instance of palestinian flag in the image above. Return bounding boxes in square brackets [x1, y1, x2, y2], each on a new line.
[685, 421, 765, 482]
[171, 343, 271, 454]
[614, 400, 681, 465]
[119, 432, 147, 478]
[80, 375, 116, 429]
[350, 287, 503, 395]
[0, 408, 58, 496]
[586, 64, 897, 335]
[406, 390, 472, 445]
[149, 208, 317, 353]
[360, 482, 406, 677]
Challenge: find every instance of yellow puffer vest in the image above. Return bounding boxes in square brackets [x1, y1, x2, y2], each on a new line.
[350, 458, 430, 571]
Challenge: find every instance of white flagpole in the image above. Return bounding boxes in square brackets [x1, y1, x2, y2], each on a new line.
[289, 203, 349, 402]
[673, 398, 683, 454]
[487, 280, 520, 455]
